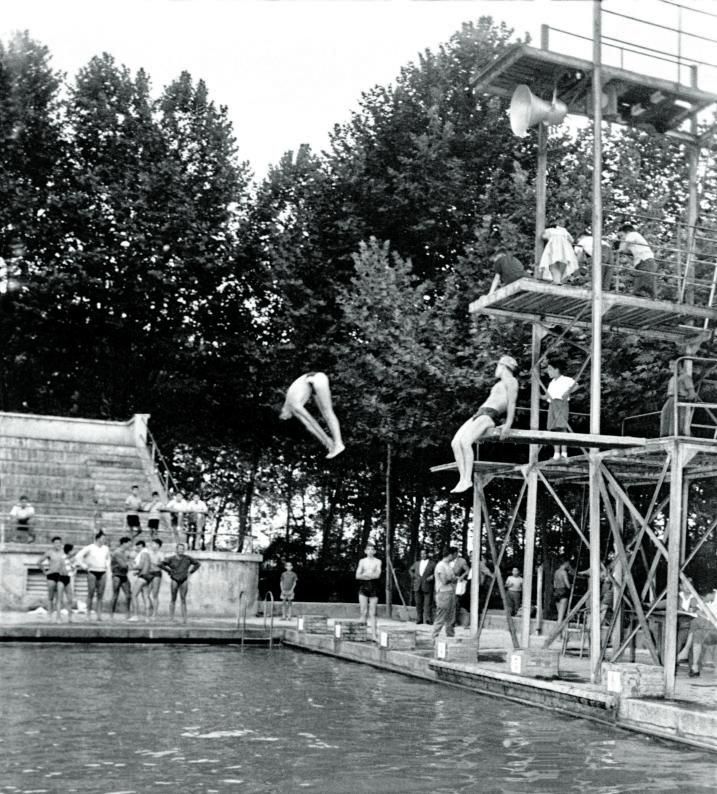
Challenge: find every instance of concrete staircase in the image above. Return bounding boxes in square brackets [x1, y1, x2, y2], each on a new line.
[0, 412, 164, 545]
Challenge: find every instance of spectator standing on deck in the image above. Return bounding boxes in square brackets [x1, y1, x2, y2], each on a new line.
[433, 548, 458, 641]
[186, 494, 208, 550]
[37, 536, 71, 623]
[10, 495, 35, 543]
[552, 559, 573, 628]
[409, 548, 436, 625]
[159, 543, 201, 624]
[488, 246, 526, 294]
[75, 532, 112, 621]
[147, 538, 164, 619]
[356, 542, 382, 630]
[452, 549, 470, 626]
[110, 536, 133, 619]
[125, 485, 143, 537]
[617, 223, 657, 299]
[144, 491, 165, 540]
[166, 491, 189, 543]
[130, 539, 153, 621]
[505, 567, 523, 617]
[280, 561, 298, 620]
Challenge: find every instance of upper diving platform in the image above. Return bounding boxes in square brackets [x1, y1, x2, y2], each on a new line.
[469, 279, 717, 342]
[471, 44, 717, 140]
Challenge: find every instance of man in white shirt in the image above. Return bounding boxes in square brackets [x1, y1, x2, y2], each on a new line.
[10, 496, 36, 543]
[186, 493, 209, 550]
[125, 485, 143, 537]
[574, 233, 613, 290]
[505, 567, 523, 617]
[75, 532, 112, 620]
[617, 224, 657, 299]
[166, 491, 189, 543]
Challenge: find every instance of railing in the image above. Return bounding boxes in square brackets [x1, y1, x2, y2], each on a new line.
[263, 591, 275, 648]
[236, 589, 248, 647]
[0, 513, 99, 546]
[621, 356, 717, 438]
[145, 426, 178, 497]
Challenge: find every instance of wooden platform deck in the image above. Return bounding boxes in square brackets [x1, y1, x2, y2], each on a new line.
[471, 44, 717, 138]
[469, 279, 717, 342]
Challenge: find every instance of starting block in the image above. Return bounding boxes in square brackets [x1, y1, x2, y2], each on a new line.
[297, 615, 331, 634]
[509, 649, 560, 679]
[602, 662, 664, 698]
[378, 629, 417, 650]
[333, 620, 368, 642]
[435, 639, 477, 663]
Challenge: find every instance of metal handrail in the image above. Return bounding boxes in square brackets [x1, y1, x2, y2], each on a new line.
[145, 426, 178, 497]
[236, 589, 248, 647]
[263, 591, 275, 648]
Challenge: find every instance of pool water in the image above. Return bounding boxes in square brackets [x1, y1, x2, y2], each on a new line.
[0, 644, 715, 793]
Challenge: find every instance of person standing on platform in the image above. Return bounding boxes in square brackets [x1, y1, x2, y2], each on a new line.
[452, 550, 470, 626]
[280, 372, 345, 459]
[432, 548, 458, 641]
[544, 358, 578, 459]
[356, 542, 382, 629]
[450, 355, 519, 493]
[409, 548, 436, 625]
[110, 536, 133, 619]
[10, 495, 36, 543]
[37, 536, 71, 623]
[552, 559, 573, 629]
[280, 561, 298, 620]
[488, 247, 526, 294]
[574, 232, 613, 290]
[125, 485, 143, 537]
[166, 491, 189, 543]
[537, 220, 579, 285]
[506, 567, 523, 617]
[130, 539, 153, 621]
[148, 538, 164, 619]
[144, 491, 164, 540]
[186, 493, 208, 550]
[75, 532, 112, 621]
[677, 590, 717, 677]
[159, 543, 201, 624]
[660, 360, 698, 437]
[617, 224, 657, 299]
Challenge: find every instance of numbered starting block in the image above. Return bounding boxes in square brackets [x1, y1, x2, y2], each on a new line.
[333, 620, 368, 642]
[434, 639, 477, 663]
[297, 615, 331, 634]
[378, 629, 417, 650]
[509, 649, 560, 679]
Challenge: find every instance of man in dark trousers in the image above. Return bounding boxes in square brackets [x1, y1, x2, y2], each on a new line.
[409, 548, 436, 625]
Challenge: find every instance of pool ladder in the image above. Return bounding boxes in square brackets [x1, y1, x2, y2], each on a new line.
[262, 591, 275, 648]
[236, 590, 248, 647]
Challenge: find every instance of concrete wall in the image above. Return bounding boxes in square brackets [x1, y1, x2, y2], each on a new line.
[0, 411, 147, 447]
[0, 547, 262, 616]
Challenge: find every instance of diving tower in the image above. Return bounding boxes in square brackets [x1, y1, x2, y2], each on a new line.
[436, 4, 717, 698]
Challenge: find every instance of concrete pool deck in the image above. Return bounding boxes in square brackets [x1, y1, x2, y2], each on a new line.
[1, 610, 715, 752]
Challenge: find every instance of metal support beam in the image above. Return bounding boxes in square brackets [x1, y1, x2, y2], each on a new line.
[664, 441, 685, 697]
[470, 478, 483, 638]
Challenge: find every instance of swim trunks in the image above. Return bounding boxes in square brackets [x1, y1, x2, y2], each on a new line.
[472, 406, 503, 423]
[359, 580, 379, 599]
[148, 518, 160, 531]
[88, 570, 106, 582]
[552, 586, 570, 601]
[126, 514, 140, 528]
[47, 572, 70, 586]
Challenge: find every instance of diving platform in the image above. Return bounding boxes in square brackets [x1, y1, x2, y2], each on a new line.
[471, 44, 717, 139]
[469, 279, 716, 342]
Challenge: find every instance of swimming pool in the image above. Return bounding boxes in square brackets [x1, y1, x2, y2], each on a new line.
[0, 644, 714, 792]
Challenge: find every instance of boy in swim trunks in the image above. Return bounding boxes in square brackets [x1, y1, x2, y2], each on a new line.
[450, 355, 519, 492]
[280, 372, 345, 459]
[38, 536, 71, 622]
[110, 536, 133, 619]
[280, 561, 298, 620]
[130, 539, 153, 621]
[159, 543, 201, 624]
[148, 538, 164, 619]
[356, 543, 382, 629]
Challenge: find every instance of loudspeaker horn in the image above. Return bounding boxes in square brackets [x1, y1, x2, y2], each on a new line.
[509, 84, 568, 137]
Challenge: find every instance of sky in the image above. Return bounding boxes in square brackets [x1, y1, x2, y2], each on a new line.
[2, 0, 716, 177]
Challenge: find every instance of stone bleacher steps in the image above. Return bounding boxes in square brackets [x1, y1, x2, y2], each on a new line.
[0, 436, 155, 536]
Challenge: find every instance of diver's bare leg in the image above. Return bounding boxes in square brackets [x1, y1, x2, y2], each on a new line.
[451, 416, 494, 493]
[311, 373, 345, 457]
[291, 405, 334, 452]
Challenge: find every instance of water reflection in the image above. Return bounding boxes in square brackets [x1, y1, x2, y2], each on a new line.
[0, 645, 714, 793]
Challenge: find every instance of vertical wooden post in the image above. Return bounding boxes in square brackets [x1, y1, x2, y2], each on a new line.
[522, 323, 541, 645]
[589, 0, 604, 683]
[611, 494, 624, 653]
[535, 125, 547, 266]
[684, 64, 699, 305]
[470, 477, 483, 639]
[664, 442, 684, 697]
[385, 442, 392, 618]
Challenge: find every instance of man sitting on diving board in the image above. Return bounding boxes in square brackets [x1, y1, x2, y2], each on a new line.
[450, 355, 519, 493]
